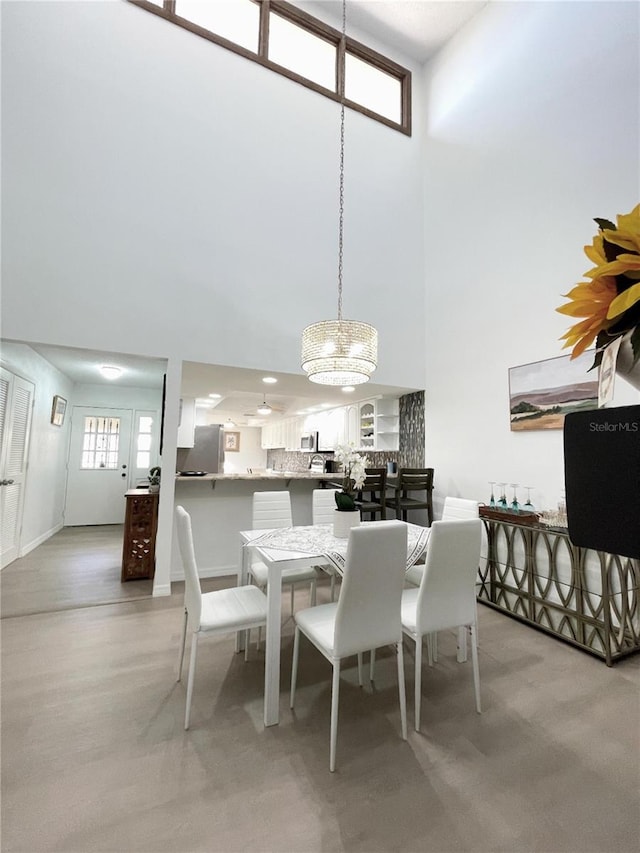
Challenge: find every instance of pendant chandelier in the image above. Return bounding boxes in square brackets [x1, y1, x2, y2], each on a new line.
[301, 0, 377, 386]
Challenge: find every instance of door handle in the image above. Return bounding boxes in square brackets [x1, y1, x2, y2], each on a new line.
[121, 473, 127, 478]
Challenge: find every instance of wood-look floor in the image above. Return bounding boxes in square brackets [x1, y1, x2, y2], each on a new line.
[1, 532, 639, 852]
[1, 525, 153, 618]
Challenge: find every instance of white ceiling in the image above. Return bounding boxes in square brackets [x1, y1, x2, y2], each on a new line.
[20, 342, 417, 427]
[298, 1, 489, 64]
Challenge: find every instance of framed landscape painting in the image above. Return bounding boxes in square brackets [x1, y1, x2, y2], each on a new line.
[509, 351, 599, 431]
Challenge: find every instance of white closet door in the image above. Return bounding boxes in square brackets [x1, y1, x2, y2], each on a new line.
[0, 367, 35, 568]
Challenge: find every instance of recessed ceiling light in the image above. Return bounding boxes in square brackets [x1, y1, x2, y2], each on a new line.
[262, 376, 277, 384]
[100, 365, 122, 380]
[341, 386, 355, 393]
[209, 393, 221, 398]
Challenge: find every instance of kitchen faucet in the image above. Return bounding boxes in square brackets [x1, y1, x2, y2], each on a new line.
[309, 453, 324, 470]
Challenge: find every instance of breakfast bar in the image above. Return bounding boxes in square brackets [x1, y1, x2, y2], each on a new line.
[171, 471, 339, 581]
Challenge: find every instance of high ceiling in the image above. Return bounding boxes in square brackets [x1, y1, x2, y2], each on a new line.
[298, 1, 489, 64]
[12, 4, 488, 426]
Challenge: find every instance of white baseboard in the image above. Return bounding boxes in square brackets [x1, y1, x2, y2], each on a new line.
[18, 523, 64, 559]
[170, 564, 237, 582]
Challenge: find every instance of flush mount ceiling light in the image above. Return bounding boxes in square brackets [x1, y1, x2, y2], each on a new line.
[100, 365, 122, 380]
[209, 393, 221, 398]
[257, 396, 273, 416]
[300, 0, 377, 386]
[262, 377, 278, 384]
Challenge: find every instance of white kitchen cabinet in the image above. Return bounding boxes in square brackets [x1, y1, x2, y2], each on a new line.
[375, 397, 400, 451]
[358, 401, 376, 451]
[177, 398, 196, 447]
[332, 405, 358, 448]
[355, 398, 400, 451]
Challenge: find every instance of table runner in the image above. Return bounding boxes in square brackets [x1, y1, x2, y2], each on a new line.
[245, 521, 430, 574]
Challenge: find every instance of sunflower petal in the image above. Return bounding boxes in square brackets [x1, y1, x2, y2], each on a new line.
[606, 281, 640, 319]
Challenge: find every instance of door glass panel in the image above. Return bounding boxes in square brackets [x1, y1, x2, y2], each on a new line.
[138, 434, 152, 451]
[345, 52, 401, 122]
[269, 13, 336, 90]
[80, 417, 120, 469]
[174, 0, 259, 53]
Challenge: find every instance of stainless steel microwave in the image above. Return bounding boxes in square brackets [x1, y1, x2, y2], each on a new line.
[300, 431, 319, 452]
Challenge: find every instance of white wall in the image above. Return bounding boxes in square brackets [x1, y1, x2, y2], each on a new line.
[1, 0, 426, 390]
[421, 0, 640, 515]
[0, 343, 74, 556]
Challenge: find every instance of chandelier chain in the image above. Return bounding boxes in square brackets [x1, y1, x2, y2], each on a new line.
[338, 104, 345, 321]
[337, 0, 346, 322]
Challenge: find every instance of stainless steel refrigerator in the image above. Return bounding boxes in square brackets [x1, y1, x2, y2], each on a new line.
[176, 425, 225, 473]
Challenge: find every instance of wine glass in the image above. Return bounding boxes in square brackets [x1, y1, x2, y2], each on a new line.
[523, 486, 534, 511]
[510, 483, 519, 512]
[488, 482, 496, 508]
[497, 483, 508, 510]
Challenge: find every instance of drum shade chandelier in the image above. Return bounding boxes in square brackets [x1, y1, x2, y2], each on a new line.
[301, 0, 377, 386]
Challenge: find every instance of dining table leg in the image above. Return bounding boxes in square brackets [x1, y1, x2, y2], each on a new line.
[264, 560, 283, 727]
[235, 538, 250, 654]
[457, 626, 468, 662]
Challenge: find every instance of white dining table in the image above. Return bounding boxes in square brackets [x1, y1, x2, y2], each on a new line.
[238, 521, 431, 727]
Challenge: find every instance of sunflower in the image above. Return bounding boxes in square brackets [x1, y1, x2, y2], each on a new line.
[557, 277, 618, 358]
[557, 204, 640, 364]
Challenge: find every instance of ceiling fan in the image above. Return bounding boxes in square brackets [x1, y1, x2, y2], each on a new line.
[242, 395, 285, 418]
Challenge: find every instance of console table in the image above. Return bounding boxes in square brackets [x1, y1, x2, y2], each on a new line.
[478, 517, 640, 665]
[121, 489, 158, 581]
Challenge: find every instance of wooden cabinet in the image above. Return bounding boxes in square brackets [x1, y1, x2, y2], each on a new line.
[121, 489, 158, 581]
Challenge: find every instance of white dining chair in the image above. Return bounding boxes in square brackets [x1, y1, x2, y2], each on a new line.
[401, 518, 483, 732]
[290, 521, 408, 772]
[248, 491, 318, 613]
[175, 505, 268, 730]
[405, 497, 479, 587]
[312, 488, 340, 601]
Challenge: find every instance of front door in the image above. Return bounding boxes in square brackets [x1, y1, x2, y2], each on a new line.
[64, 407, 132, 525]
[0, 367, 35, 567]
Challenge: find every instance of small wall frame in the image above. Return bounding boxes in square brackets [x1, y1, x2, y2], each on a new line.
[224, 430, 241, 452]
[51, 395, 67, 426]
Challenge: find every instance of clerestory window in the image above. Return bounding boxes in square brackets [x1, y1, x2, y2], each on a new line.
[128, 0, 411, 135]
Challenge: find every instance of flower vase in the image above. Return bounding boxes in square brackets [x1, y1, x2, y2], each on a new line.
[333, 509, 361, 539]
[615, 330, 640, 392]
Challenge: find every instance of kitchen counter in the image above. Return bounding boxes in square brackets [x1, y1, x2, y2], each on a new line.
[175, 471, 338, 481]
[171, 472, 340, 580]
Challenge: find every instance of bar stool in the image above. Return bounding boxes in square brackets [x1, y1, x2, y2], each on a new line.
[386, 467, 434, 525]
[355, 467, 387, 520]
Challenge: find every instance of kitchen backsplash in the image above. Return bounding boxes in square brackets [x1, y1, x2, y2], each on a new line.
[399, 390, 425, 468]
[266, 449, 399, 473]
